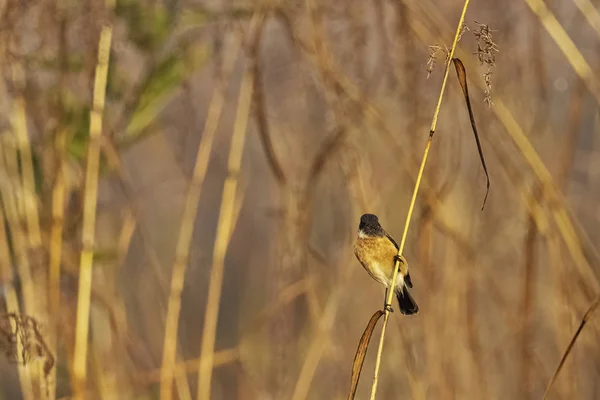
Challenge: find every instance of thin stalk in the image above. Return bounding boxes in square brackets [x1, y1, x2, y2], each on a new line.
[196, 16, 259, 399]
[524, 0, 600, 103]
[48, 128, 67, 400]
[573, 0, 600, 38]
[140, 348, 239, 383]
[368, 2, 471, 399]
[416, 0, 599, 291]
[0, 210, 33, 400]
[72, 0, 114, 396]
[6, 66, 39, 334]
[291, 287, 342, 400]
[543, 296, 600, 399]
[1, 141, 37, 385]
[11, 64, 42, 251]
[10, 61, 52, 397]
[159, 37, 242, 400]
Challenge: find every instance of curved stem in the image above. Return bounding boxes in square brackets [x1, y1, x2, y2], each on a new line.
[368, 2, 471, 399]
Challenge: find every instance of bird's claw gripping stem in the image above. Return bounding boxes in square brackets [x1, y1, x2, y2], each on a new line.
[384, 303, 394, 313]
[394, 254, 406, 264]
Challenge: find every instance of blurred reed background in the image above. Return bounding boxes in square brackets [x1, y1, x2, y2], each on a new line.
[0, 0, 599, 399]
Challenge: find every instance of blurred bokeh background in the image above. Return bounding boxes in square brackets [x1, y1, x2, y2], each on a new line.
[1, 0, 600, 399]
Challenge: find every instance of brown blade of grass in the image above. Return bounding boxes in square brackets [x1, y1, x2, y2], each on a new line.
[196, 14, 261, 400]
[159, 33, 242, 400]
[369, 2, 471, 399]
[347, 310, 384, 400]
[543, 296, 600, 399]
[72, 0, 114, 396]
[249, 16, 286, 186]
[452, 58, 490, 210]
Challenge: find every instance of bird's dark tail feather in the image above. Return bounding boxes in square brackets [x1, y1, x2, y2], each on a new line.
[396, 286, 419, 315]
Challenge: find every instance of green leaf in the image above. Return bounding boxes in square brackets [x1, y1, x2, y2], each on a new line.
[116, 0, 172, 51]
[61, 92, 91, 162]
[123, 43, 208, 142]
[106, 52, 127, 102]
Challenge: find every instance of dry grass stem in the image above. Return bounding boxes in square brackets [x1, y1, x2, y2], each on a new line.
[525, 0, 600, 103]
[196, 14, 261, 400]
[0, 0, 599, 399]
[0, 211, 34, 400]
[368, 2, 471, 399]
[48, 128, 67, 400]
[72, 1, 115, 396]
[543, 296, 600, 399]
[159, 29, 243, 400]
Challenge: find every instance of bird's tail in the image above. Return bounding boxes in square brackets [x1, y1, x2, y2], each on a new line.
[395, 286, 419, 315]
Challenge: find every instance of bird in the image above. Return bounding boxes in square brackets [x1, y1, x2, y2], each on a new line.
[353, 213, 419, 315]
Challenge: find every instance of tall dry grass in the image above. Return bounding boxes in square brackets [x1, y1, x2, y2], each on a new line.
[0, 0, 600, 399]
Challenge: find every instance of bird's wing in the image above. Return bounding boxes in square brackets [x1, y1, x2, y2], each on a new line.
[385, 232, 414, 288]
[405, 272, 413, 288]
[385, 232, 399, 250]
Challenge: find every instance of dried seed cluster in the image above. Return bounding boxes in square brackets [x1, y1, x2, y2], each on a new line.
[425, 21, 499, 106]
[472, 21, 498, 106]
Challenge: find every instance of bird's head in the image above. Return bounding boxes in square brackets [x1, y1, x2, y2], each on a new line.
[358, 214, 384, 237]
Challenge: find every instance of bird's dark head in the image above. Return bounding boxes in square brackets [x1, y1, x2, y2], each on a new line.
[358, 213, 384, 237]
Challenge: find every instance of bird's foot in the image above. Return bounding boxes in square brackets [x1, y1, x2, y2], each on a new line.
[384, 303, 394, 313]
[394, 254, 407, 264]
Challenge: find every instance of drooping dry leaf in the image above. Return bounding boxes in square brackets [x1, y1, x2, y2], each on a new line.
[347, 310, 384, 400]
[452, 58, 491, 209]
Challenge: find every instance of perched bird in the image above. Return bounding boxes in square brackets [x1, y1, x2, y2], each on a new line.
[354, 214, 419, 315]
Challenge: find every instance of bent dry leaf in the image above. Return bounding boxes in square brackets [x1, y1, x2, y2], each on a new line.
[452, 58, 490, 209]
[347, 310, 384, 400]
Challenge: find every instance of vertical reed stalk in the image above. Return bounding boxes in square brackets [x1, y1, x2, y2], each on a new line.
[7, 66, 39, 336]
[369, 2, 471, 399]
[0, 208, 33, 400]
[48, 128, 67, 400]
[11, 64, 42, 252]
[159, 37, 242, 400]
[9, 62, 48, 399]
[1, 140, 37, 363]
[72, 1, 114, 396]
[196, 16, 260, 399]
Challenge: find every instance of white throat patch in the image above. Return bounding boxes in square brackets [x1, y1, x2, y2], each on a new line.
[358, 229, 369, 239]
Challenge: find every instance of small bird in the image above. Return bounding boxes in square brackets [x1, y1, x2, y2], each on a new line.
[354, 213, 419, 315]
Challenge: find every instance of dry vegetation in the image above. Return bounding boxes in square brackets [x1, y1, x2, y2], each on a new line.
[0, 0, 599, 399]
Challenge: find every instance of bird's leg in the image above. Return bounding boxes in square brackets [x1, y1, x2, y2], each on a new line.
[394, 254, 407, 265]
[383, 288, 394, 313]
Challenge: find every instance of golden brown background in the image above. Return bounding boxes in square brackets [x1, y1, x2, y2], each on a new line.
[0, 0, 599, 399]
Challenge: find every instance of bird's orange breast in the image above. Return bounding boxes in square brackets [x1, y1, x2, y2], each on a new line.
[354, 236, 398, 286]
